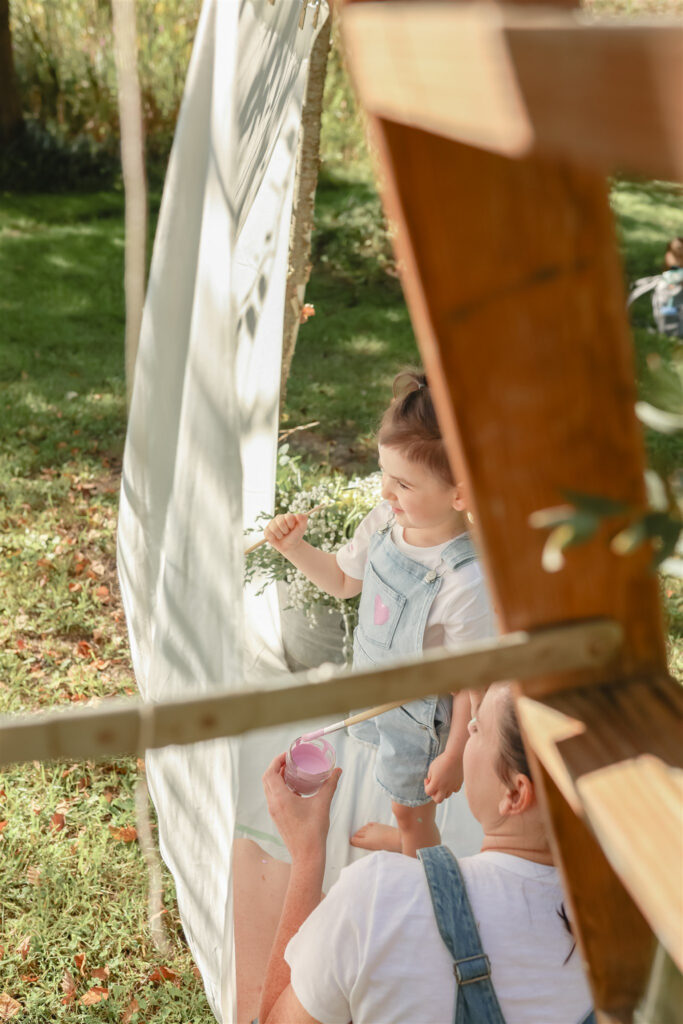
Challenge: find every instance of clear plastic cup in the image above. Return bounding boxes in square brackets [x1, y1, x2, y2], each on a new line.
[284, 737, 336, 797]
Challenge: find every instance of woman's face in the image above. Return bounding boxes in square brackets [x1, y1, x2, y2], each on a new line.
[462, 684, 509, 827]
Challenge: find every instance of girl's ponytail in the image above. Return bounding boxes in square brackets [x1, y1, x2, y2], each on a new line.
[378, 368, 454, 485]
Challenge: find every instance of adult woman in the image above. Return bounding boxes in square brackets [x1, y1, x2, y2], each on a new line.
[257, 685, 594, 1024]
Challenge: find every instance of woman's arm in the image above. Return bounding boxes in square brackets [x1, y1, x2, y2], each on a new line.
[258, 754, 342, 1024]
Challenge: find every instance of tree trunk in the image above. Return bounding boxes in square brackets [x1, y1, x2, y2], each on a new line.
[0, 0, 24, 146]
[279, 13, 332, 409]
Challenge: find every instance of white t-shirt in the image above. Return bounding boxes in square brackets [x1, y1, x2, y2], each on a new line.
[286, 850, 593, 1024]
[336, 503, 495, 650]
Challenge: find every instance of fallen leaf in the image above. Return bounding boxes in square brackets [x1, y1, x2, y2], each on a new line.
[68, 582, 82, 594]
[15, 639, 26, 651]
[0, 993, 21, 1020]
[80, 986, 108, 1005]
[90, 967, 109, 982]
[76, 640, 92, 658]
[192, 965, 201, 980]
[74, 953, 86, 976]
[0, 823, 7, 834]
[95, 585, 109, 600]
[61, 969, 78, 1005]
[19, 975, 37, 984]
[149, 965, 181, 987]
[50, 813, 66, 833]
[121, 996, 139, 1023]
[299, 302, 316, 323]
[15, 936, 30, 961]
[0, 790, 5, 801]
[26, 866, 41, 886]
[108, 825, 137, 843]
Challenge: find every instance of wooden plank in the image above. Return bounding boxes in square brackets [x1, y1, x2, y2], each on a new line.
[530, 754, 655, 1022]
[342, 2, 683, 181]
[341, 0, 671, 1010]
[518, 675, 683, 969]
[0, 618, 621, 766]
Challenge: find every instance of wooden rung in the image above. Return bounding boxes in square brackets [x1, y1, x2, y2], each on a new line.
[0, 618, 621, 766]
[341, 2, 683, 182]
[517, 675, 683, 971]
[578, 755, 683, 971]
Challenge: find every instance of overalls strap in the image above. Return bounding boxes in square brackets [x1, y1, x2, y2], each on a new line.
[418, 845, 506, 1024]
[441, 531, 477, 572]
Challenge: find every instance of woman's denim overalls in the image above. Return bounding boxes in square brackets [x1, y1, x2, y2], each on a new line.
[349, 522, 477, 805]
[419, 846, 597, 1024]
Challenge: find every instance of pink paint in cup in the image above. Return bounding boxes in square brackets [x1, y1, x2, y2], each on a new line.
[284, 737, 336, 797]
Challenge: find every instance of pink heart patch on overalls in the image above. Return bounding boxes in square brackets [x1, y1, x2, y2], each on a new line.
[374, 594, 390, 625]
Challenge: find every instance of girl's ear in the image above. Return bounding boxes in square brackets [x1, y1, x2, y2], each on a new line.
[498, 772, 535, 817]
[451, 482, 467, 512]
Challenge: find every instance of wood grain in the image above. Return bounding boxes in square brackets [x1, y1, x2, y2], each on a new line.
[342, 2, 683, 181]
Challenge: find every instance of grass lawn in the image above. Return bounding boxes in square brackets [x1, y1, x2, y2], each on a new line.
[1, 128, 682, 1024]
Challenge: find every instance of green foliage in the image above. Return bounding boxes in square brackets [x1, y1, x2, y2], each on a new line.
[319, 26, 372, 181]
[9, 0, 200, 164]
[0, 118, 119, 191]
[244, 448, 381, 655]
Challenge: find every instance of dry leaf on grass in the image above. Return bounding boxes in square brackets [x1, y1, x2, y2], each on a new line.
[50, 813, 66, 833]
[0, 993, 21, 1020]
[149, 965, 181, 987]
[108, 825, 137, 843]
[80, 986, 108, 1005]
[74, 953, 86, 976]
[15, 936, 30, 961]
[90, 967, 109, 982]
[121, 996, 139, 1023]
[0, 822, 7, 834]
[25, 866, 41, 886]
[60, 971, 77, 1005]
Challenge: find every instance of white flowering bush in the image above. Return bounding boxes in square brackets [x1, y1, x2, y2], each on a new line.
[244, 447, 382, 659]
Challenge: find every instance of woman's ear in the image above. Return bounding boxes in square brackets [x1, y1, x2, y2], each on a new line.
[498, 772, 535, 817]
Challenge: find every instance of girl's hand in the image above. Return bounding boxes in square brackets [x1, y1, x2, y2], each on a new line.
[424, 751, 463, 804]
[262, 753, 342, 863]
[263, 512, 308, 553]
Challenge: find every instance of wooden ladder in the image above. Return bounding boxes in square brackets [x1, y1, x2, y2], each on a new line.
[339, 1, 682, 1020]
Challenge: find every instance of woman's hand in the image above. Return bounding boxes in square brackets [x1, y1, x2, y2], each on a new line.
[424, 750, 463, 804]
[263, 753, 342, 863]
[263, 513, 309, 554]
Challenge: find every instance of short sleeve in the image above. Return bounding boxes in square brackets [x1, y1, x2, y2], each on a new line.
[442, 569, 496, 649]
[285, 857, 379, 1024]
[336, 502, 389, 581]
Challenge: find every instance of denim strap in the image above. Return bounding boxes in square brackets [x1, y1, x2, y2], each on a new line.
[418, 845, 506, 1024]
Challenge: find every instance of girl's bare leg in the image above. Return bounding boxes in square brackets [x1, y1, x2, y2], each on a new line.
[350, 800, 439, 857]
[393, 800, 439, 857]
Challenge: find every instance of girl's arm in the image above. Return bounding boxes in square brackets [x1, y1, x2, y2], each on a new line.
[264, 513, 363, 599]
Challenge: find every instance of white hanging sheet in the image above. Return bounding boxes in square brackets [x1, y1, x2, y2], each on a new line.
[117, 1, 482, 1020]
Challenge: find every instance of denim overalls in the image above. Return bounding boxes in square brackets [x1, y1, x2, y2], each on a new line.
[419, 846, 597, 1024]
[349, 520, 477, 806]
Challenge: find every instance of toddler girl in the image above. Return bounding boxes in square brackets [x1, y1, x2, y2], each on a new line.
[264, 371, 494, 856]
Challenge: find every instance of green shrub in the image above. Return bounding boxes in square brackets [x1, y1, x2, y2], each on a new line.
[10, 0, 200, 161]
[0, 118, 119, 191]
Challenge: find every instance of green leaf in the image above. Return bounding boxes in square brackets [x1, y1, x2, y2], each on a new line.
[561, 490, 630, 517]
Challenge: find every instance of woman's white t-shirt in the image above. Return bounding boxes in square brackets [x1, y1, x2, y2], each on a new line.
[336, 502, 495, 649]
[285, 850, 593, 1024]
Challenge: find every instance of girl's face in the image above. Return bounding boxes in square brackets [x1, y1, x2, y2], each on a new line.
[462, 685, 509, 828]
[378, 445, 464, 544]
